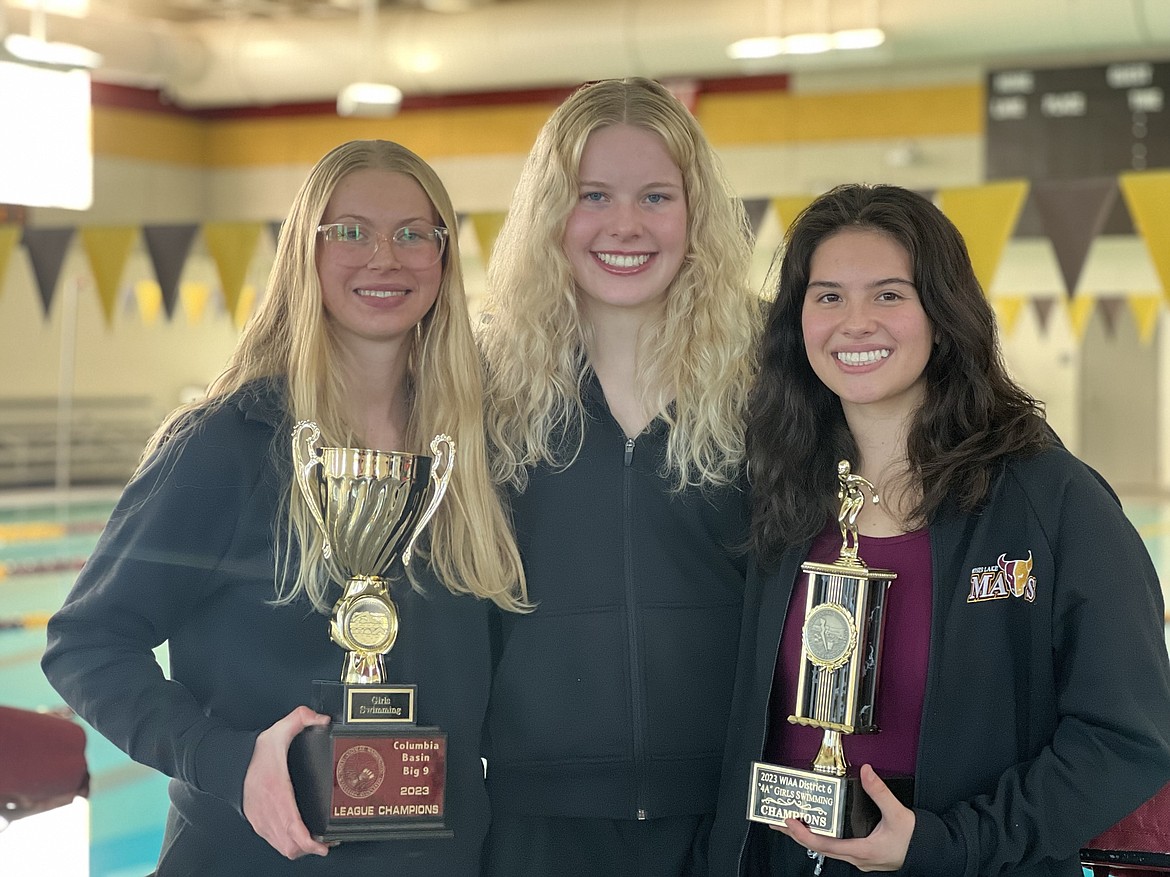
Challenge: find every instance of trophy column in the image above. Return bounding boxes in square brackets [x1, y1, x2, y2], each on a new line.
[288, 421, 456, 843]
[748, 461, 913, 839]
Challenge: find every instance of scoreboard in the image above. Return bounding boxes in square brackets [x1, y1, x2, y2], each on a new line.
[985, 60, 1169, 235]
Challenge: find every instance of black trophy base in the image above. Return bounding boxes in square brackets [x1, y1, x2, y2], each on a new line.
[748, 761, 914, 839]
[288, 681, 453, 844]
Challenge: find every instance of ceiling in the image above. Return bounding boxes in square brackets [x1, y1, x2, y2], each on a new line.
[1, 0, 1168, 109]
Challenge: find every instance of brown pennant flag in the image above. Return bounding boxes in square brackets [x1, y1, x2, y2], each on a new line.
[1031, 178, 1119, 298]
[143, 225, 199, 318]
[1119, 170, 1170, 307]
[1031, 297, 1058, 336]
[203, 222, 262, 327]
[741, 198, 770, 240]
[1095, 297, 1127, 339]
[81, 227, 138, 327]
[936, 180, 1028, 294]
[21, 227, 76, 318]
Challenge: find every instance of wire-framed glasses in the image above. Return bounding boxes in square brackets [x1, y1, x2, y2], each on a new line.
[317, 223, 448, 269]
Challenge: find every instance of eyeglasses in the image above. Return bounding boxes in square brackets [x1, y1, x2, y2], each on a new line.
[317, 223, 448, 269]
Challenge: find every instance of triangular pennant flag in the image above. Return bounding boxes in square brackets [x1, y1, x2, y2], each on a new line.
[81, 226, 138, 327]
[21, 227, 75, 317]
[771, 196, 816, 238]
[990, 295, 1025, 337]
[470, 212, 507, 263]
[0, 224, 19, 297]
[1127, 293, 1163, 346]
[181, 282, 212, 325]
[936, 180, 1028, 294]
[134, 280, 163, 326]
[1065, 295, 1096, 341]
[1119, 170, 1170, 307]
[741, 198, 770, 240]
[143, 224, 199, 317]
[1032, 297, 1057, 336]
[203, 222, 262, 318]
[1031, 178, 1118, 298]
[1096, 296, 1126, 339]
[235, 283, 258, 328]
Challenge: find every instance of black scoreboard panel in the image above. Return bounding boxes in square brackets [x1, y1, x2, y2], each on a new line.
[985, 61, 1169, 235]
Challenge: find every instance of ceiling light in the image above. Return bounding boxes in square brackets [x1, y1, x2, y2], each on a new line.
[780, 32, 833, 54]
[336, 81, 403, 118]
[3, 32, 101, 69]
[726, 36, 786, 60]
[832, 27, 886, 50]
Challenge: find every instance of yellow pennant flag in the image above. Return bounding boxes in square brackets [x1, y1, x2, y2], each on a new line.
[135, 280, 163, 326]
[81, 226, 138, 327]
[234, 283, 258, 328]
[1065, 295, 1096, 341]
[1127, 293, 1163, 346]
[0, 224, 18, 297]
[1119, 171, 1170, 307]
[990, 295, 1025, 337]
[181, 282, 212, 326]
[470, 212, 507, 264]
[203, 222, 262, 319]
[936, 180, 1029, 294]
[771, 196, 816, 238]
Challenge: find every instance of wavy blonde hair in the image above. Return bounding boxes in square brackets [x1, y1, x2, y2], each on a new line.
[480, 77, 759, 491]
[144, 140, 527, 612]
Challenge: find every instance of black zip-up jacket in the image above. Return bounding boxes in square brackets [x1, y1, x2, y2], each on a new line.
[484, 372, 750, 819]
[710, 446, 1170, 876]
[42, 380, 494, 875]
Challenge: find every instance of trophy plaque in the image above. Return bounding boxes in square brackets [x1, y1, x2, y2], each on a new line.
[288, 421, 456, 843]
[748, 460, 913, 839]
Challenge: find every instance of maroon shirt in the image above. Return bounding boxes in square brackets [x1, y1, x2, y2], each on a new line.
[764, 523, 933, 779]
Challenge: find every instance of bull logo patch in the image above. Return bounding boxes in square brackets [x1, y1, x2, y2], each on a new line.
[967, 551, 1037, 603]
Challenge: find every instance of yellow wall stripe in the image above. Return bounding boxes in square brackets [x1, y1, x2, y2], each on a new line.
[93, 83, 984, 168]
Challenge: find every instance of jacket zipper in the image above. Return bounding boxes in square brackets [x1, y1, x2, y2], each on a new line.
[623, 435, 649, 820]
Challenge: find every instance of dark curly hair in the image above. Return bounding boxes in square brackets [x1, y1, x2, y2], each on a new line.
[748, 184, 1051, 565]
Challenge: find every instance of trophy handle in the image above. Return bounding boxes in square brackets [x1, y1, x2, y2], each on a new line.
[401, 434, 456, 567]
[292, 420, 333, 560]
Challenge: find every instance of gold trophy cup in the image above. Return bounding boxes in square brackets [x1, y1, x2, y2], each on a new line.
[288, 420, 455, 843]
[748, 461, 913, 839]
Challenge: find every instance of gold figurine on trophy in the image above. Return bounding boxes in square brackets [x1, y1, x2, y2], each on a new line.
[748, 460, 912, 839]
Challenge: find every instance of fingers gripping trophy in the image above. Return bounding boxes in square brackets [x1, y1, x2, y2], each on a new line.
[288, 421, 455, 843]
[748, 461, 913, 840]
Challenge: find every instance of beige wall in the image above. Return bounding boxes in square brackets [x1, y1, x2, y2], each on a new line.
[2, 67, 1166, 492]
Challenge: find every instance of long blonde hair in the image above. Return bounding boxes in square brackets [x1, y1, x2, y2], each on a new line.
[144, 140, 527, 612]
[480, 78, 759, 491]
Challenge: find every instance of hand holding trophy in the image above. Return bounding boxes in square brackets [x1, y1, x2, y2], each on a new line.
[288, 420, 456, 843]
[748, 460, 913, 839]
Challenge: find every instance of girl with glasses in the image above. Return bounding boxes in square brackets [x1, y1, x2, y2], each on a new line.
[478, 78, 760, 876]
[43, 139, 527, 875]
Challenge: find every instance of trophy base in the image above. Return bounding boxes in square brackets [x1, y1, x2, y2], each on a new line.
[747, 760, 913, 839]
[289, 684, 453, 844]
